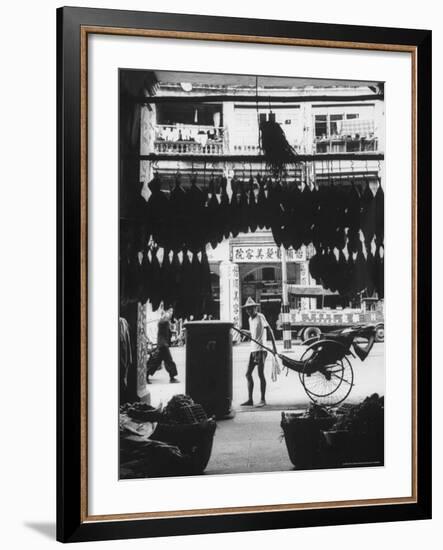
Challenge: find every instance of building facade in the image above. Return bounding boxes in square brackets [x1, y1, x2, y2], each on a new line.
[135, 71, 384, 332]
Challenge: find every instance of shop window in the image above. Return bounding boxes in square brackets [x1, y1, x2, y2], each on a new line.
[290, 296, 302, 309]
[315, 113, 359, 139]
[262, 267, 275, 281]
[210, 272, 220, 300]
[287, 263, 301, 285]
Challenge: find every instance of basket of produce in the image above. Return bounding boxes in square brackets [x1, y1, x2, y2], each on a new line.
[152, 394, 216, 474]
[281, 405, 336, 470]
[322, 394, 384, 466]
[162, 394, 208, 425]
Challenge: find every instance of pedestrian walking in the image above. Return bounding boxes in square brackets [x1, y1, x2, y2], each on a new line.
[240, 297, 277, 407]
[146, 306, 179, 383]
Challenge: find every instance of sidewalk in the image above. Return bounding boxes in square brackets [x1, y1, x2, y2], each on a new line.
[146, 342, 384, 476]
[205, 409, 296, 475]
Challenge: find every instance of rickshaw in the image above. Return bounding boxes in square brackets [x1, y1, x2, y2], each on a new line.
[235, 323, 377, 406]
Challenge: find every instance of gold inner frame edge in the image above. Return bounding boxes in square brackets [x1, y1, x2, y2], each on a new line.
[79, 25, 418, 523]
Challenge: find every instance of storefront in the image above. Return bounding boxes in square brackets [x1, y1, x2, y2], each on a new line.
[205, 231, 318, 332]
[119, 68, 385, 383]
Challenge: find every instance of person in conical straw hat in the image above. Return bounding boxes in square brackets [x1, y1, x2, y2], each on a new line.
[240, 297, 278, 407]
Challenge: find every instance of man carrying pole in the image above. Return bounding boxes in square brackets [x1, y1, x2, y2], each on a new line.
[240, 297, 278, 407]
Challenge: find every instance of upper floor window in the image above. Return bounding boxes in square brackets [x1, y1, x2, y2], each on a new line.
[314, 112, 377, 153]
[330, 114, 344, 137]
[315, 115, 328, 139]
[315, 113, 358, 139]
[153, 103, 224, 155]
[156, 103, 222, 126]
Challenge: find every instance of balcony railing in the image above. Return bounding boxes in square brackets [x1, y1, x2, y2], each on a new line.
[151, 123, 379, 157]
[153, 124, 225, 155]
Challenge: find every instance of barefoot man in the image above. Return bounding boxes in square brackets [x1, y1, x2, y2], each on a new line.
[240, 297, 278, 407]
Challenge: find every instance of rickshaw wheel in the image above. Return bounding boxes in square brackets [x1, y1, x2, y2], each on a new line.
[299, 340, 355, 406]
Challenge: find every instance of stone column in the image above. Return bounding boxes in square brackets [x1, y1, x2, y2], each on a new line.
[136, 302, 151, 403]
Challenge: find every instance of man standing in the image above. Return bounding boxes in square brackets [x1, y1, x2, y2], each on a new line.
[240, 297, 277, 407]
[146, 305, 179, 384]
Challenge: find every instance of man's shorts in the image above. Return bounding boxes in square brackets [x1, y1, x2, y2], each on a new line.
[249, 350, 268, 365]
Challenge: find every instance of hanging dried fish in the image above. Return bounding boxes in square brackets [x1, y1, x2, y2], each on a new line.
[145, 174, 169, 248]
[375, 182, 384, 247]
[374, 245, 384, 299]
[238, 178, 249, 234]
[346, 183, 362, 254]
[186, 173, 207, 253]
[206, 174, 221, 248]
[180, 252, 193, 318]
[229, 177, 241, 238]
[285, 182, 303, 251]
[139, 247, 152, 305]
[256, 174, 268, 229]
[219, 176, 231, 240]
[267, 178, 285, 247]
[360, 180, 377, 250]
[248, 176, 258, 233]
[167, 172, 188, 252]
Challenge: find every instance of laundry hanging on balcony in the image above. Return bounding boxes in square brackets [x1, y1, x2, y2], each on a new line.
[337, 119, 375, 137]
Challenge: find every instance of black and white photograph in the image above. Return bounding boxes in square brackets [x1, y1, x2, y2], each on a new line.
[0, 0, 435, 545]
[119, 69, 385, 479]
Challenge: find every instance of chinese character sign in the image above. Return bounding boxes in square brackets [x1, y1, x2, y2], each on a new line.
[220, 261, 241, 328]
[232, 245, 306, 262]
[230, 263, 241, 329]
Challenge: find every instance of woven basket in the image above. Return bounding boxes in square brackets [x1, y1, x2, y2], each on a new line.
[281, 413, 336, 469]
[152, 419, 217, 474]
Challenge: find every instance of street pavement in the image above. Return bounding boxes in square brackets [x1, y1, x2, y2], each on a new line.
[146, 341, 385, 409]
[146, 341, 384, 475]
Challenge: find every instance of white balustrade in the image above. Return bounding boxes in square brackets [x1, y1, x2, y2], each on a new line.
[154, 124, 225, 155]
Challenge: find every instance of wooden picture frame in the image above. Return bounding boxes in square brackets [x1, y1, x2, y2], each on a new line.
[57, 6, 431, 543]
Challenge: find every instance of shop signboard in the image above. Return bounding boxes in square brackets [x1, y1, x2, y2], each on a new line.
[231, 245, 306, 263]
[290, 309, 383, 326]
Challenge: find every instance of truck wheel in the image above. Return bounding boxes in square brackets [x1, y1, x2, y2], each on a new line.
[375, 324, 384, 342]
[303, 326, 322, 342]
